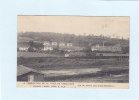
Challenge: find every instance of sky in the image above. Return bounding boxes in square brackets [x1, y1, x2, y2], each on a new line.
[17, 16, 130, 39]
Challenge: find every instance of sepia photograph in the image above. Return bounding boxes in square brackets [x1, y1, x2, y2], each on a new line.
[17, 16, 129, 88]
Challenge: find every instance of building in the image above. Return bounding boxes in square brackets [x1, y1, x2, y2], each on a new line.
[91, 44, 122, 52]
[43, 41, 59, 51]
[51, 42, 57, 46]
[43, 41, 50, 46]
[43, 46, 53, 51]
[43, 41, 52, 51]
[59, 42, 65, 47]
[67, 43, 72, 47]
[43, 41, 74, 52]
[17, 65, 44, 82]
[18, 43, 29, 52]
[59, 46, 84, 52]
[59, 42, 72, 47]
[65, 53, 69, 57]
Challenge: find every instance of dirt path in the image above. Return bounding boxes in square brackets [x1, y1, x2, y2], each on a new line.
[41, 68, 101, 77]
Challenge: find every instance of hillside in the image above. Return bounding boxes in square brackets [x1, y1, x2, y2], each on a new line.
[18, 32, 129, 47]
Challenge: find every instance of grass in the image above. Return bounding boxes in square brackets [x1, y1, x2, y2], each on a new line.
[18, 57, 128, 70]
[17, 52, 61, 58]
[17, 54, 129, 83]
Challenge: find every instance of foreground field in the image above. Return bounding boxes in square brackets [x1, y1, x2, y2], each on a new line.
[18, 52, 61, 57]
[17, 57, 129, 83]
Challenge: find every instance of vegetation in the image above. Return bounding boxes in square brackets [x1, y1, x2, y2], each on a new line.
[18, 57, 129, 70]
[18, 32, 129, 48]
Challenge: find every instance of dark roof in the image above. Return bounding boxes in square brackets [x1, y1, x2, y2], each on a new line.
[17, 65, 43, 76]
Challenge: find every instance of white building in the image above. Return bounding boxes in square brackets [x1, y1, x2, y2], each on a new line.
[59, 42, 65, 46]
[44, 46, 53, 51]
[65, 53, 69, 57]
[18, 47, 28, 51]
[51, 42, 57, 46]
[18, 43, 29, 52]
[43, 41, 50, 46]
[67, 43, 72, 47]
[91, 44, 122, 52]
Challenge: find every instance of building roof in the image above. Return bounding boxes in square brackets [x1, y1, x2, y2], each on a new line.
[17, 65, 43, 76]
[91, 42, 119, 47]
[91, 43, 121, 47]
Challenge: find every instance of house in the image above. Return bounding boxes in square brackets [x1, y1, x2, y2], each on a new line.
[43, 41, 59, 51]
[91, 44, 122, 52]
[67, 43, 72, 47]
[43, 41, 53, 51]
[51, 42, 57, 46]
[59, 42, 65, 47]
[43, 46, 53, 51]
[17, 65, 44, 82]
[43, 41, 75, 52]
[58, 42, 73, 51]
[65, 53, 69, 57]
[59, 45, 85, 52]
[43, 41, 50, 46]
[18, 43, 29, 52]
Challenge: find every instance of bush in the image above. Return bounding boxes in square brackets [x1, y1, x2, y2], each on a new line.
[38, 59, 44, 63]
[17, 56, 25, 65]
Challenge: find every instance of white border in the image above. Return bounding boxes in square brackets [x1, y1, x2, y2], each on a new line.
[0, 0, 139, 100]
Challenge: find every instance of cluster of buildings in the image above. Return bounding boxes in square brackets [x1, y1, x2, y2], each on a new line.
[18, 40, 123, 56]
[91, 44, 122, 53]
[43, 41, 73, 51]
[18, 41, 77, 52]
[18, 43, 29, 52]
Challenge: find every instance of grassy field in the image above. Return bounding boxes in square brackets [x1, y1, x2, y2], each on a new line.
[17, 56, 129, 83]
[17, 52, 62, 57]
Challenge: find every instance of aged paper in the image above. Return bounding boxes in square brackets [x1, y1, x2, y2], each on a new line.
[17, 16, 129, 89]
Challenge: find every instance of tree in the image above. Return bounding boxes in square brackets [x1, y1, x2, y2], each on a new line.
[28, 47, 34, 52]
[122, 46, 129, 54]
[33, 43, 44, 51]
[29, 40, 34, 47]
[84, 47, 93, 57]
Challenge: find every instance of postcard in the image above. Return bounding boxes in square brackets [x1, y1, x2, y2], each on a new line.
[17, 16, 129, 89]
